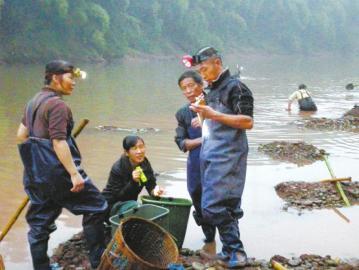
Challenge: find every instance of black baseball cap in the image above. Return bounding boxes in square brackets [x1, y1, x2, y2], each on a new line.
[192, 46, 220, 66]
[45, 60, 74, 75]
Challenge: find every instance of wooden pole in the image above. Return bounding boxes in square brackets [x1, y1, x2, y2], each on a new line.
[0, 119, 89, 243]
[322, 155, 351, 207]
[0, 254, 5, 270]
[0, 197, 29, 242]
[72, 119, 89, 138]
[320, 177, 352, 183]
[332, 208, 350, 223]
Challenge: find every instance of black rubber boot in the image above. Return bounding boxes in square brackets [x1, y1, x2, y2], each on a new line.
[83, 223, 106, 269]
[217, 220, 247, 268]
[29, 241, 51, 270]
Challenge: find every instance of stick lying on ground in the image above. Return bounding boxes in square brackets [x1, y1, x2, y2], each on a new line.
[332, 208, 350, 223]
[320, 177, 352, 183]
[322, 154, 351, 223]
[322, 155, 351, 207]
[0, 119, 89, 243]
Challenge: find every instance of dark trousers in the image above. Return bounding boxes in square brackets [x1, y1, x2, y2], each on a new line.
[187, 161, 216, 243]
[26, 181, 107, 270]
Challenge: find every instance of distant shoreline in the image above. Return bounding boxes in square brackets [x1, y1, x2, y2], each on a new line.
[0, 48, 357, 66]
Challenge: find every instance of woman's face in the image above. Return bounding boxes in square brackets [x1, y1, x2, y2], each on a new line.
[126, 140, 146, 165]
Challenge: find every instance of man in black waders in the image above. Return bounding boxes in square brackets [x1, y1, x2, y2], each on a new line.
[287, 84, 317, 111]
[16, 60, 108, 270]
[188, 47, 254, 268]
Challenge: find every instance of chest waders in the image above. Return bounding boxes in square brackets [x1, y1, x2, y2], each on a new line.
[18, 92, 107, 270]
[186, 107, 216, 243]
[200, 78, 248, 258]
[298, 90, 317, 111]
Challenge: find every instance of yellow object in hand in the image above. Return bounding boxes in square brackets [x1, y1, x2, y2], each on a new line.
[135, 166, 147, 185]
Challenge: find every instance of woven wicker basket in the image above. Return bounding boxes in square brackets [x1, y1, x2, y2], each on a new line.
[98, 217, 179, 270]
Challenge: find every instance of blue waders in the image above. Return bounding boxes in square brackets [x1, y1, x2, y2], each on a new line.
[18, 93, 107, 270]
[298, 90, 317, 111]
[186, 124, 216, 243]
[200, 83, 248, 260]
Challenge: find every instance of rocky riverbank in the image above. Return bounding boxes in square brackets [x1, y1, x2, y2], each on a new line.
[50, 233, 359, 270]
[295, 105, 359, 133]
[258, 141, 326, 166]
[275, 181, 359, 210]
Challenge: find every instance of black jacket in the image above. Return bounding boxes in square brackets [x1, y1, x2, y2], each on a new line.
[208, 69, 253, 117]
[174, 104, 200, 152]
[102, 155, 157, 204]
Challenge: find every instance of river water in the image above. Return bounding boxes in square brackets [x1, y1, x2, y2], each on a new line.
[0, 54, 358, 268]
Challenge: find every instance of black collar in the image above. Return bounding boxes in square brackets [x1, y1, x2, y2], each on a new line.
[210, 69, 231, 90]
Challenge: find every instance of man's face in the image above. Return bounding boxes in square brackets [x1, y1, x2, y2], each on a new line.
[195, 57, 221, 83]
[179, 77, 203, 103]
[53, 72, 76, 95]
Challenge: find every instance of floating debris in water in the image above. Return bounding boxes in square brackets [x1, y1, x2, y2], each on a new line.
[275, 181, 359, 210]
[295, 105, 359, 133]
[258, 141, 326, 166]
[95, 125, 160, 133]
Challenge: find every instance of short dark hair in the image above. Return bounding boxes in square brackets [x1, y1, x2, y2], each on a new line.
[192, 46, 221, 66]
[44, 60, 74, 85]
[123, 135, 144, 151]
[298, 84, 307, 90]
[178, 70, 203, 87]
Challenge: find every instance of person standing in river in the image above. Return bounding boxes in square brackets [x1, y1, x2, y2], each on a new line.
[16, 60, 107, 270]
[188, 47, 254, 268]
[287, 84, 317, 111]
[175, 70, 216, 256]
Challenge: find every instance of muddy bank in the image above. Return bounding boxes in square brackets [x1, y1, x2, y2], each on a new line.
[50, 233, 359, 269]
[295, 105, 359, 133]
[275, 181, 359, 210]
[258, 141, 326, 166]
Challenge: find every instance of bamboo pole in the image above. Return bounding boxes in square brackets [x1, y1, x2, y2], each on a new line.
[72, 119, 89, 138]
[332, 208, 350, 223]
[322, 155, 351, 207]
[320, 177, 352, 183]
[0, 119, 89, 243]
[0, 254, 5, 270]
[0, 197, 29, 242]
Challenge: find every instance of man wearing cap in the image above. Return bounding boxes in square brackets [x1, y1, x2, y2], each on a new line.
[189, 47, 254, 268]
[16, 60, 107, 270]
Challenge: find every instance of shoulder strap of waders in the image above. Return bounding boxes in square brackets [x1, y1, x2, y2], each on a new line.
[25, 92, 58, 137]
[299, 90, 304, 99]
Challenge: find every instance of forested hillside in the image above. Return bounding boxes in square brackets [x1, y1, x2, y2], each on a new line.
[0, 0, 358, 63]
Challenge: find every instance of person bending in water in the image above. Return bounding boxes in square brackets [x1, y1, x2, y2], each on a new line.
[102, 135, 164, 218]
[175, 70, 216, 255]
[287, 84, 317, 111]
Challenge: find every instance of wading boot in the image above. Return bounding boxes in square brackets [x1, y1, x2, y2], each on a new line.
[216, 220, 247, 268]
[83, 224, 105, 269]
[227, 250, 248, 269]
